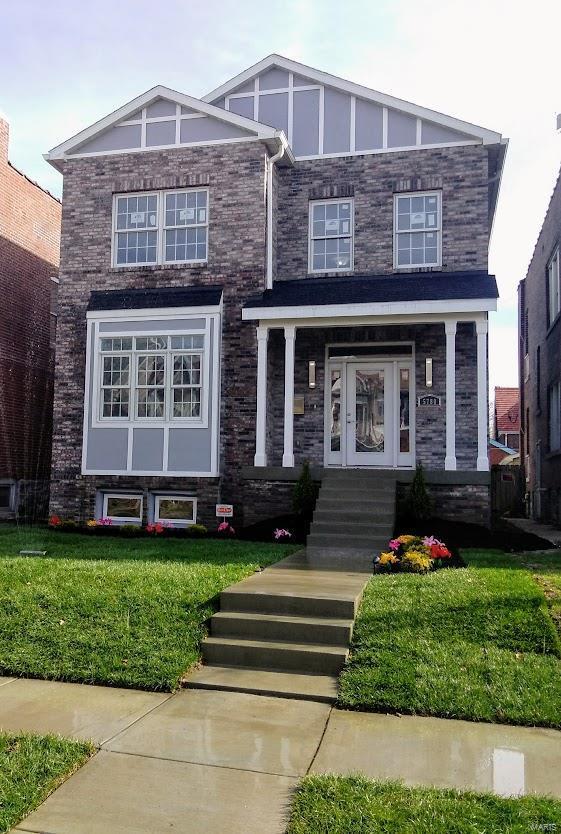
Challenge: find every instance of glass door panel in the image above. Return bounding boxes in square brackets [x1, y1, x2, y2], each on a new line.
[346, 362, 393, 466]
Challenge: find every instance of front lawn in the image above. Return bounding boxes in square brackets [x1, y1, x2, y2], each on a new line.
[339, 549, 561, 727]
[0, 524, 293, 691]
[288, 775, 561, 834]
[0, 731, 92, 834]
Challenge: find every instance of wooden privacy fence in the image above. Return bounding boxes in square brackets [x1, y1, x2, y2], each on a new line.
[491, 465, 525, 517]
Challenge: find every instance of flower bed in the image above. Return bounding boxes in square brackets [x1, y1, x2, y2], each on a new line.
[374, 534, 452, 574]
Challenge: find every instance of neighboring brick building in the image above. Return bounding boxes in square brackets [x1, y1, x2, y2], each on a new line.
[519, 165, 561, 522]
[45, 55, 506, 529]
[493, 386, 520, 450]
[0, 118, 61, 518]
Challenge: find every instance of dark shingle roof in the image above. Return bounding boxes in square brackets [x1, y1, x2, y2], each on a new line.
[244, 271, 498, 309]
[88, 285, 223, 311]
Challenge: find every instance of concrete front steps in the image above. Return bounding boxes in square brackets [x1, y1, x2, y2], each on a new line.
[185, 551, 370, 704]
[307, 469, 397, 554]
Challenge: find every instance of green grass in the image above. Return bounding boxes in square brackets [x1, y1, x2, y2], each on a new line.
[0, 731, 92, 833]
[0, 524, 294, 691]
[287, 775, 561, 834]
[339, 549, 561, 727]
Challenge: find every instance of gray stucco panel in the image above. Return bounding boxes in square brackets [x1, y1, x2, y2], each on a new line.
[76, 124, 141, 154]
[421, 120, 470, 144]
[132, 428, 164, 471]
[146, 121, 176, 147]
[167, 428, 212, 472]
[146, 99, 176, 117]
[258, 68, 289, 90]
[180, 117, 251, 143]
[388, 110, 417, 148]
[86, 428, 128, 470]
[323, 88, 351, 154]
[98, 319, 206, 333]
[258, 93, 288, 135]
[229, 97, 254, 120]
[355, 99, 384, 151]
[293, 89, 320, 156]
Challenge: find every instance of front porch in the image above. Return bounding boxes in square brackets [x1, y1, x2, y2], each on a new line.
[248, 316, 490, 474]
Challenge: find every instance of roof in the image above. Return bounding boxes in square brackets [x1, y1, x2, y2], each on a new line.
[45, 85, 291, 171]
[203, 54, 503, 146]
[244, 271, 499, 310]
[87, 285, 223, 312]
[494, 387, 520, 432]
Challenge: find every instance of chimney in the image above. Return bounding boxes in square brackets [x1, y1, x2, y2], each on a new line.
[0, 118, 8, 164]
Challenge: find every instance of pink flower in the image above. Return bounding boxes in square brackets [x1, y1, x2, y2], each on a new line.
[389, 539, 401, 551]
[274, 528, 292, 540]
[423, 536, 444, 547]
[218, 521, 235, 535]
[98, 517, 113, 526]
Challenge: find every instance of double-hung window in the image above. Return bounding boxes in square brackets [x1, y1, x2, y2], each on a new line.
[113, 189, 208, 267]
[309, 199, 353, 273]
[547, 247, 560, 327]
[394, 192, 441, 268]
[549, 381, 561, 452]
[98, 334, 205, 423]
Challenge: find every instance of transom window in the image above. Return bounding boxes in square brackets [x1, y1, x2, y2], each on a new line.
[113, 189, 208, 267]
[394, 192, 441, 268]
[309, 199, 353, 273]
[99, 334, 205, 422]
[547, 247, 560, 327]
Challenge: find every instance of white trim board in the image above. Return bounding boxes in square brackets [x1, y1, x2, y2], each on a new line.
[242, 298, 497, 323]
[203, 54, 503, 146]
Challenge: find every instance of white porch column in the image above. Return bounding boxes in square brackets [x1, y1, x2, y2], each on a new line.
[282, 324, 296, 467]
[254, 326, 268, 467]
[444, 319, 457, 471]
[476, 318, 490, 471]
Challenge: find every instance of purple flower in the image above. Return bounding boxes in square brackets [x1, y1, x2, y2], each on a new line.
[274, 528, 292, 540]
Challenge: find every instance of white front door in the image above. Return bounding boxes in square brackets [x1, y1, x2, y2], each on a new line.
[346, 362, 393, 466]
[327, 357, 414, 468]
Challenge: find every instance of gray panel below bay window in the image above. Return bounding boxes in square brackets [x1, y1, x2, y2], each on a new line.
[98, 319, 206, 333]
[258, 67, 289, 90]
[258, 92, 288, 134]
[146, 120, 176, 147]
[292, 89, 320, 156]
[146, 99, 177, 117]
[167, 428, 212, 472]
[132, 428, 164, 471]
[387, 109, 417, 148]
[355, 98, 384, 151]
[229, 97, 254, 120]
[180, 117, 251, 143]
[86, 428, 128, 471]
[323, 88, 351, 154]
[75, 124, 141, 154]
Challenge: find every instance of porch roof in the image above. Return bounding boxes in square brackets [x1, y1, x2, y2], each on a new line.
[244, 271, 498, 310]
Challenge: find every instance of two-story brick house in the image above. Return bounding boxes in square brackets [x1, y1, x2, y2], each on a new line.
[0, 118, 61, 519]
[519, 165, 561, 522]
[45, 56, 506, 529]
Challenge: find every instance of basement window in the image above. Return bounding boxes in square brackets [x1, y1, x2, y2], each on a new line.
[154, 495, 197, 526]
[102, 493, 143, 524]
[0, 481, 15, 512]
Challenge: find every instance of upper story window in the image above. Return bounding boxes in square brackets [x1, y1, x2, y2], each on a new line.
[394, 192, 441, 269]
[549, 380, 561, 452]
[99, 333, 205, 423]
[547, 246, 560, 327]
[309, 199, 353, 273]
[113, 189, 208, 267]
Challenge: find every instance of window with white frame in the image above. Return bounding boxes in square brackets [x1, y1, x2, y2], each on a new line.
[394, 192, 441, 268]
[113, 189, 208, 267]
[154, 495, 197, 525]
[309, 199, 353, 273]
[102, 493, 143, 523]
[547, 247, 560, 327]
[549, 381, 561, 452]
[99, 333, 205, 422]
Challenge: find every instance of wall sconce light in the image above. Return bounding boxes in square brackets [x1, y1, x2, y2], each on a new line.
[308, 360, 317, 389]
[425, 357, 433, 388]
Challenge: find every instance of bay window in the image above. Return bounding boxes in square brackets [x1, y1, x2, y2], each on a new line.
[113, 189, 208, 267]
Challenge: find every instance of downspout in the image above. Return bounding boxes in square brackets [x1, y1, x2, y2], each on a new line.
[266, 140, 285, 290]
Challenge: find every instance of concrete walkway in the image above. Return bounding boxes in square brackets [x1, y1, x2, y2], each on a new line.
[507, 516, 561, 548]
[2, 677, 561, 833]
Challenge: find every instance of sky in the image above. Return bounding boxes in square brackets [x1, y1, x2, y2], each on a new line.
[2, 0, 560, 392]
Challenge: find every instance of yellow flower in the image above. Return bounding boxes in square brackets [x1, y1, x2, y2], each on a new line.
[401, 549, 432, 573]
[379, 552, 399, 566]
[86, 520, 98, 528]
[397, 534, 416, 544]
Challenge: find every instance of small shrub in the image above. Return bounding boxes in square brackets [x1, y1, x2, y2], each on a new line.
[119, 524, 143, 537]
[59, 519, 78, 530]
[293, 461, 319, 520]
[405, 463, 433, 521]
[186, 524, 207, 538]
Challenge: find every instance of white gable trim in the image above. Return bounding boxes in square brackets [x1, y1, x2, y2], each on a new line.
[203, 54, 502, 146]
[45, 85, 290, 167]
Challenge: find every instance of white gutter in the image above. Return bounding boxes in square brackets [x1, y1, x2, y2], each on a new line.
[266, 140, 286, 290]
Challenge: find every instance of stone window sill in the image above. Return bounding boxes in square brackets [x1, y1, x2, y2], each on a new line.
[109, 263, 208, 274]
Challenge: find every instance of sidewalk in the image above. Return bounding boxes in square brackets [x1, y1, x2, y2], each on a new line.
[507, 517, 561, 548]
[1, 676, 561, 833]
